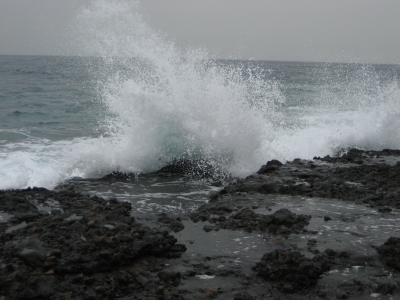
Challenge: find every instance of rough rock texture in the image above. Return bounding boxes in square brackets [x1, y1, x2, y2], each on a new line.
[189, 203, 233, 223]
[157, 213, 185, 233]
[192, 207, 310, 235]
[185, 149, 400, 298]
[0, 187, 43, 222]
[222, 148, 400, 209]
[253, 249, 331, 293]
[257, 159, 283, 174]
[252, 247, 399, 297]
[0, 189, 186, 300]
[377, 237, 400, 271]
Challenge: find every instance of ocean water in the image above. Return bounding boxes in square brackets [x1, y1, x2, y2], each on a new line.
[1, 0, 400, 192]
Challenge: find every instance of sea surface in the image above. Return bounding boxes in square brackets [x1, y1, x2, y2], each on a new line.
[1, 0, 400, 204]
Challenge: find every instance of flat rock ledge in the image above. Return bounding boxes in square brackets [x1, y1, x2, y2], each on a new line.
[217, 148, 400, 209]
[191, 207, 310, 235]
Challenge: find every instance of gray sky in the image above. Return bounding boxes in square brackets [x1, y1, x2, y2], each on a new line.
[1, 0, 399, 64]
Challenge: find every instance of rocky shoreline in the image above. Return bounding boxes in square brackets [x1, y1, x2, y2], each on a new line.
[1, 148, 400, 299]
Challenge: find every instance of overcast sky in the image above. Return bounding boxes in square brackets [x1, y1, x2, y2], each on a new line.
[0, 0, 399, 64]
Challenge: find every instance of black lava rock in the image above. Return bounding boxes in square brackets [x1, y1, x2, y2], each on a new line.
[253, 249, 330, 293]
[377, 237, 400, 271]
[257, 159, 283, 174]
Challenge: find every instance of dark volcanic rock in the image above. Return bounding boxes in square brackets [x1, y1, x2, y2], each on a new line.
[377, 237, 400, 271]
[99, 171, 135, 181]
[190, 203, 233, 223]
[193, 207, 310, 235]
[266, 208, 311, 235]
[257, 159, 283, 174]
[233, 291, 255, 299]
[0, 188, 40, 216]
[315, 148, 400, 164]
[157, 213, 185, 232]
[253, 249, 331, 293]
[315, 148, 365, 164]
[0, 189, 186, 300]
[156, 158, 215, 178]
[158, 268, 181, 287]
[221, 148, 400, 209]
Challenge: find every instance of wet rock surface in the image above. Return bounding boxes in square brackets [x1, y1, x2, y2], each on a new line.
[223, 148, 400, 209]
[158, 213, 185, 233]
[1, 148, 400, 299]
[253, 249, 331, 293]
[191, 207, 310, 235]
[0, 189, 186, 299]
[377, 237, 400, 271]
[156, 159, 217, 178]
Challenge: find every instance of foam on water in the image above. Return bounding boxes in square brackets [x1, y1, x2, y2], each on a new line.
[271, 64, 400, 161]
[0, 0, 399, 189]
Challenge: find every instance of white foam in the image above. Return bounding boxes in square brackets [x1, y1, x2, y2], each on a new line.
[195, 275, 215, 280]
[269, 67, 400, 161]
